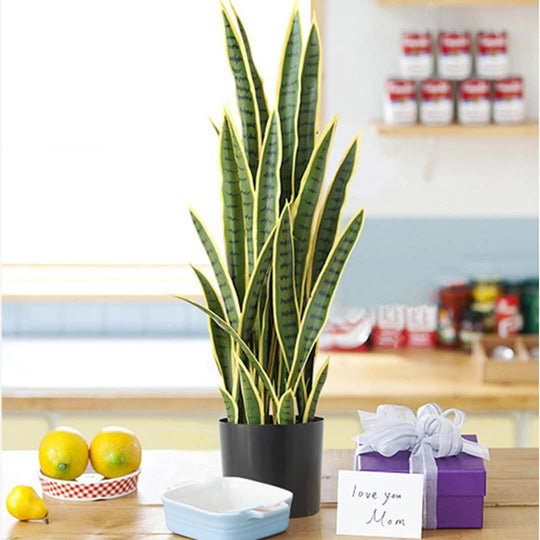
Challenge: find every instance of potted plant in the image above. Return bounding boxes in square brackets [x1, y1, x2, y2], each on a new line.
[178, 2, 365, 518]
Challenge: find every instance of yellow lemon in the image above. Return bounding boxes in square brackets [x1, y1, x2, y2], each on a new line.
[6, 486, 48, 522]
[39, 427, 89, 480]
[90, 427, 141, 478]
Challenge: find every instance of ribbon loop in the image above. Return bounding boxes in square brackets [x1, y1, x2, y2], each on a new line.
[355, 402, 490, 529]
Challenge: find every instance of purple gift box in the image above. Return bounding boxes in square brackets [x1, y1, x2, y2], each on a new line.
[354, 435, 486, 529]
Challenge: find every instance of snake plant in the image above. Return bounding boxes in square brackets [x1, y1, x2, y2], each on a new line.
[178, 2, 365, 425]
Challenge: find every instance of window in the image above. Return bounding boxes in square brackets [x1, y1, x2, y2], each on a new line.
[1, 0, 312, 296]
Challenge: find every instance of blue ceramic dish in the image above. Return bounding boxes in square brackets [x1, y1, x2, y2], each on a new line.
[162, 477, 293, 540]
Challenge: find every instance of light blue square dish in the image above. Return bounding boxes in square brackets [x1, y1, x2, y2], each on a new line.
[162, 477, 293, 540]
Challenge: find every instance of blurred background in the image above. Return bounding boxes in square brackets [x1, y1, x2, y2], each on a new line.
[2, 0, 538, 451]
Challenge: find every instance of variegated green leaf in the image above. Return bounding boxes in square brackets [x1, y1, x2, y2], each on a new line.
[220, 115, 246, 302]
[296, 374, 307, 419]
[276, 6, 302, 204]
[219, 386, 239, 423]
[221, 5, 260, 177]
[302, 357, 330, 423]
[239, 226, 276, 341]
[287, 207, 365, 389]
[310, 135, 360, 289]
[237, 362, 264, 424]
[189, 209, 240, 329]
[254, 111, 281, 255]
[191, 266, 234, 393]
[293, 22, 321, 195]
[231, 4, 269, 136]
[277, 389, 295, 424]
[272, 205, 298, 366]
[176, 296, 278, 408]
[209, 117, 220, 135]
[258, 286, 272, 372]
[227, 114, 256, 274]
[292, 118, 337, 305]
[302, 344, 318, 395]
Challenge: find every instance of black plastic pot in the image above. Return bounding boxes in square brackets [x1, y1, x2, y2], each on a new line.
[219, 417, 324, 518]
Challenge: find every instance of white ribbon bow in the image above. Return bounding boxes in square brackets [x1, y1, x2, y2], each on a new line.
[354, 403, 490, 529]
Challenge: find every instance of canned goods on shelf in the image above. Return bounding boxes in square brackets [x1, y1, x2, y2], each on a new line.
[420, 79, 454, 126]
[438, 32, 473, 80]
[493, 76, 525, 125]
[476, 31, 509, 80]
[458, 79, 491, 126]
[384, 78, 418, 126]
[399, 32, 434, 80]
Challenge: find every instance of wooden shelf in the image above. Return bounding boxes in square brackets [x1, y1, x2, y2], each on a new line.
[377, 0, 538, 6]
[1, 264, 207, 301]
[373, 121, 539, 137]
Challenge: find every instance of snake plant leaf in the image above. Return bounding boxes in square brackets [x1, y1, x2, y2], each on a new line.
[292, 118, 337, 305]
[189, 209, 240, 329]
[237, 361, 264, 424]
[239, 225, 276, 341]
[176, 296, 279, 408]
[231, 4, 269, 136]
[276, 5, 302, 204]
[277, 389, 295, 425]
[226, 114, 256, 274]
[209, 117, 220, 135]
[302, 343, 318, 395]
[272, 205, 299, 367]
[219, 386, 239, 423]
[310, 135, 361, 289]
[287, 207, 366, 389]
[221, 4, 260, 177]
[302, 357, 330, 423]
[254, 111, 281, 255]
[293, 22, 322, 195]
[191, 266, 234, 393]
[296, 374, 307, 419]
[258, 287, 272, 371]
[220, 115, 247, 303]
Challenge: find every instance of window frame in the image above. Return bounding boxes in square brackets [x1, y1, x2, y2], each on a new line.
[1, 0, 321, 301]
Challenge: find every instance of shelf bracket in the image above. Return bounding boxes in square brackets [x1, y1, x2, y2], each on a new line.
[422, 137, 438, 182]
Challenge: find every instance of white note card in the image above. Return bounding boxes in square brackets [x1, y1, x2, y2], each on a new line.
[336, 470, 424, 539]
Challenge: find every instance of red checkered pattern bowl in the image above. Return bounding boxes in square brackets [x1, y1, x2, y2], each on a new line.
[38, 468, 140, 501]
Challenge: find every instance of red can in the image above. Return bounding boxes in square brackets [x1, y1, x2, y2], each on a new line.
[438, 32, 472, 80]
[458, 79, 491, 125]
[493, 77, 524, 124]
[384, 78, 417, 126]
[495, 295, 521, 337]
[476, 31, 509, 80]
[400, 32, 434, 80]
[372, 305, 406, 349]
[406, 306, 437, 348]
[420, 79, 453, 125]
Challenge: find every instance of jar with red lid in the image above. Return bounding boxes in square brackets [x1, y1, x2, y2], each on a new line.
[438, 284, 471, 349]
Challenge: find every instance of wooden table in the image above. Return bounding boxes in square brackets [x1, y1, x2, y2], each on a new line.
[2, 339, 537, 414]
[2, 448, 538, 539]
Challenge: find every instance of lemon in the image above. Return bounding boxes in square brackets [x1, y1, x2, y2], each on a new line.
[39, 426, 89, 480]
[90, 427, 141, 478]
[6, 486, 48, 522]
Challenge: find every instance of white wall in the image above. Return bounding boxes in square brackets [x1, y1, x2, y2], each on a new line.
[321, 1, 539, 218]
